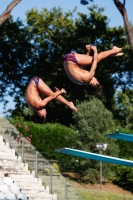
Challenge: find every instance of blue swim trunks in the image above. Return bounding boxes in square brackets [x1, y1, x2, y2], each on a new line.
[64, 52, 79, 65]
[31, 76, 39, 87]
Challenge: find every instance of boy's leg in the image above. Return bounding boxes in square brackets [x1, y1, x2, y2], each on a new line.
[38, 79, 77, 112]
[54, 87, 77, 111]
[97, 46, 123, 61]
[75, 46, 123, 66]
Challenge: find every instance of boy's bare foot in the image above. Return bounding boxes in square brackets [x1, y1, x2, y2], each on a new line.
[54, 87, 77, 111]
[86, 45, 91, 55]
[112, 46, 122, 53]
[69, 102, 78, 112]
[54, 87, 66, 94]
[61, 88, 66, 94]
[111, 52, 124, 57]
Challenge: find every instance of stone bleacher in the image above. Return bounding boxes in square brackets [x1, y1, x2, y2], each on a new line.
[0, 116, 84, 200]
[0, 134, 57, 200]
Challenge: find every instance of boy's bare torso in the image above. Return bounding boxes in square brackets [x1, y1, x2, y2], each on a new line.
[26, 81, 43, 110]
[63, 61, 89, 85]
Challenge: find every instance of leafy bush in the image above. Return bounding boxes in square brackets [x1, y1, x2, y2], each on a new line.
[71, 97, 119, 182]
[9, 119, 79, 169]
[113, 164, 133, 192]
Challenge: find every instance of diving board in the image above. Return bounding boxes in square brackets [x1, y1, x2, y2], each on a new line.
[106, 132, 133, 142]
[55, 148, 133, 167]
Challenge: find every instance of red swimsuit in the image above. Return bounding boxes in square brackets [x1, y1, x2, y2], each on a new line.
[64, 53, 79, 65]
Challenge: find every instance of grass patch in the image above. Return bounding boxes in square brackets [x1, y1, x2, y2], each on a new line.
[77, 188, 133, 200]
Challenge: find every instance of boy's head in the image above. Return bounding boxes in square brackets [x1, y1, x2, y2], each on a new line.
[88, 77, 102, 94]
[34, 109, 47, 124]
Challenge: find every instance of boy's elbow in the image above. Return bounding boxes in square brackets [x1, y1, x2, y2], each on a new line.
[89, 71, 95, 78]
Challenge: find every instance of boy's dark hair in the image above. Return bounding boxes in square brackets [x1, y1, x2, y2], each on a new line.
[88, 83, 102, 94]
[34, 112, 46, 124]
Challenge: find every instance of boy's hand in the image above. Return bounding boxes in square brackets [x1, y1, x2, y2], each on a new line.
[91, 45, 97, 52]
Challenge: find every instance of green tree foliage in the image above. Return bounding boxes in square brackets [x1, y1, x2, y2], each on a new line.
[1, 5, 131, 125]
[71, 97, 119, 182]
[0, 16, 33, 108]
[102, 123, 133, 162]
[22, 5, 130, 124]
[107, 108, 133, 192]
[113, 165, 133, 192]
[81, 0, 133, 55]
[110, 89, 133, 159]
[115, 89, 133, 129]
[72, 97, 116, 151]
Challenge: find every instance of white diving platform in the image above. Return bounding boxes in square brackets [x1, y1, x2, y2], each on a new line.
[106, 132, 133, 142]
[55, 148, 133, 167]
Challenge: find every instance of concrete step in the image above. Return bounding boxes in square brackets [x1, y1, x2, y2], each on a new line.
[0, 142, 6, 146]
[0, 145, 11, 150]
[0, 148, 15, 154]
[22, 190, 57, 198]
[9, 174, 34, 179]
[28, 198, 47, 200]
[0, 118, 59, 200]
[28, 196, 56, 200]
[0, 160, 25, 167]
[10, 177, 41, 184]
[9, 178, 43, 185]
[0, 159, 23, 164]
[14, 182, 43, 188]
[0, 151, 15, 156]
[0, 135, 3, 142]
[0, 165, 28, 171]
[0, 156, 18, 161]
[0, 170, 31, 175]
[16, 184, 45, 190]
[21, 189, 47, 195]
